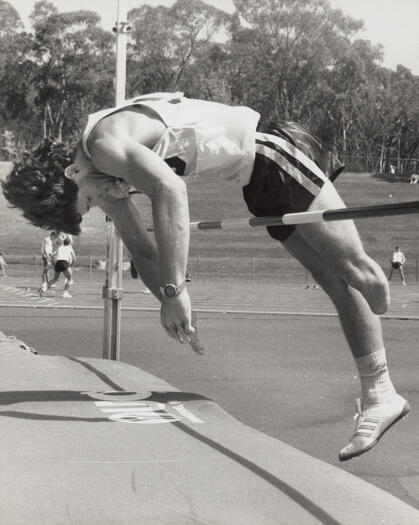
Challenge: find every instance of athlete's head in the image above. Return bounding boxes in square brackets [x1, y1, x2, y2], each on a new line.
[1, 140, 82, 235]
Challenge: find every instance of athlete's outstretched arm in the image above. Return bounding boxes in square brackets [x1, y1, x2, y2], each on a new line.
[97, 193, 203, 354]
[89, 135, 198, 350]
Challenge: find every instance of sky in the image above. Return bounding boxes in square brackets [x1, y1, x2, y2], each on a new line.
[11, 0, 419, 75]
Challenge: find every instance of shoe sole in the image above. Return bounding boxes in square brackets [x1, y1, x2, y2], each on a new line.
[339, 401, 411, 462]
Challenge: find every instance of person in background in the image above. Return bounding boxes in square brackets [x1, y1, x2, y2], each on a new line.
[56, 231, 73, 248]
[40, 231, 57, 291]
[46, 237, 76, 297]
[388, 246, 406, 285]
[0, 251, 8, 277]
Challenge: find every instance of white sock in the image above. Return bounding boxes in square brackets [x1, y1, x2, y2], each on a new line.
[355, 348, 395, 403]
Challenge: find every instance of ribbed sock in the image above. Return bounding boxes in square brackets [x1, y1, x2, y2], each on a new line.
[355, 348, 396, 403]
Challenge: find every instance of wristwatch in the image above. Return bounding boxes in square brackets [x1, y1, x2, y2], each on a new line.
[160, 281, 186, 298]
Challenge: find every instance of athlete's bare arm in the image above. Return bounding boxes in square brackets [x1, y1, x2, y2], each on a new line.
[86, 121, 197, 349]
[95, 193, 203, 354]
[95, 193, 160, 296]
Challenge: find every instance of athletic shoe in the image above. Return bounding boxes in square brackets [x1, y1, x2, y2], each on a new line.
[141, 287, 151, 294]
[62, 291, 72, 298]
[339, 394, 410, 461]
[402, 281, 407, 286]
[40, 283, 47, 292]
[50, 283, 57, 288]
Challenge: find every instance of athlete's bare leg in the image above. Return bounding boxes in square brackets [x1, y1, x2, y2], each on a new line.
[292, 179, 389, 315]
[48, 271, 60, 288]
[399, 265, 406, 284]
[63, 268, 72, 293]
[281, 189, 408, 460]
[282, 230, 383, 358]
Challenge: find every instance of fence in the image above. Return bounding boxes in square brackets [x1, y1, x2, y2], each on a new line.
[2, 254, 419, 284]
[342, 155, 419, 176]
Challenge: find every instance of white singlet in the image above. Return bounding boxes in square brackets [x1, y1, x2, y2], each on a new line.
[82, 92, 260, 186]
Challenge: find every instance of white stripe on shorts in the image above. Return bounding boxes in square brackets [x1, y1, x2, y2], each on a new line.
[256, 132, 329, 182]
[255, 141, 325, 196]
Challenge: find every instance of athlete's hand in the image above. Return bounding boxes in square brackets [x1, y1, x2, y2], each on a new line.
[189, 311, 205, 355]
[160, 291, 204, 355]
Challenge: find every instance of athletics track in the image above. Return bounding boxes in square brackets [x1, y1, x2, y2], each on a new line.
[1, 277, 419, 523]
[1, 276, 419, 319]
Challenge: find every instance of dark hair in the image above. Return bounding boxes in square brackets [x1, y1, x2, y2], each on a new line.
[265, 121, 345, 182]
[1, 140, 82, 235]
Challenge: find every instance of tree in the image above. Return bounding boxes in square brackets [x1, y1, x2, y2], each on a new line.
[127, 0, 231, 96]
[314, 37, 384, 152]
[0, 1, 116, 147]
[228, 0, 364, 126]
[381, 66, 419, 174]
[0, 2, 34, 150]
[0, 0, 24, 37]
[28, 1, 114, 141]
[0, 0, 417, 171]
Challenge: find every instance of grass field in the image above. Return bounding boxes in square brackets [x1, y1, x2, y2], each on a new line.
[1, 161, 418, 280]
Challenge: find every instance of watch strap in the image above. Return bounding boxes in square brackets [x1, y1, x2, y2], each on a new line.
[160, 281, 186, 297]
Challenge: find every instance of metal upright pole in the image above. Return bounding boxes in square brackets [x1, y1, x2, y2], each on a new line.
[102, 0, 129, 360]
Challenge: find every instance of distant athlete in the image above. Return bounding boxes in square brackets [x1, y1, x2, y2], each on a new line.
[46, 237, 76, 298]
[0, 251, 7, 277]
[388, 246, 406, 285]
[2, 92, 410, 460]
[40, 231, 57, 290]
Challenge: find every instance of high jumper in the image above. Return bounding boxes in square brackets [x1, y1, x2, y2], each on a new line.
[1, 92, 410, 461]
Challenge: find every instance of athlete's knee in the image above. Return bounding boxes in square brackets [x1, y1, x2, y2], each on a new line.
[310, 265, 350, 304]
[349, 254, 386, 285]
[343, 254, 389, 314]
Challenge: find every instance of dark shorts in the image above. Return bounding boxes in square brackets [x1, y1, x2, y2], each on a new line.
[55, 260, 69, 272]
[392, 262, 401, 269]
[243, 125, 329, 242]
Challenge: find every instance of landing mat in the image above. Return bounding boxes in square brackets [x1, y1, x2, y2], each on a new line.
[1, 334, 418, 524]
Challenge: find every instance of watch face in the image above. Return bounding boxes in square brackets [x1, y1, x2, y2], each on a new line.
[164, 284, 177, 297]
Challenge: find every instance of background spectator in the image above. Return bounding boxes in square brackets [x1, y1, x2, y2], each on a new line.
[388, 246, 406, 285]
[40, 232, 57, 291]
[46, 238, 76, 298]
[0, 251, 8, 277]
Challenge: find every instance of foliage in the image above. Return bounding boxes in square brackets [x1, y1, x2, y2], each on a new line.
[0, 0, 114, 148]
[0, 0, 417, 172]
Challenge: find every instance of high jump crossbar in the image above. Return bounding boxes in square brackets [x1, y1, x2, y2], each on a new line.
[103, 0, 128, 361]
[154, 200, 419, 231]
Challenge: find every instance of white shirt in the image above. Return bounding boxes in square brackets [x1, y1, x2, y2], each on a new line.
[56, 245, 75, 264]
[392, 251, 405, 264]
[42, 237, 53, 257]
[81, 93, 260, 186]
